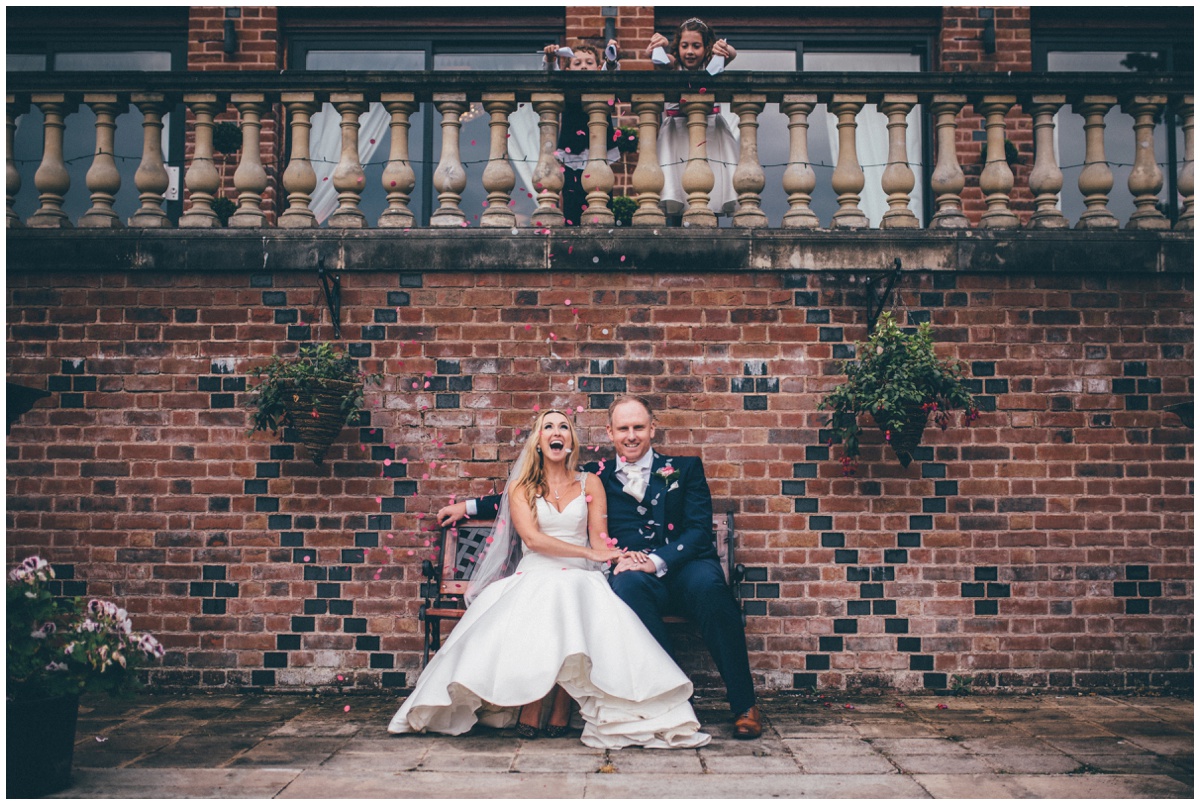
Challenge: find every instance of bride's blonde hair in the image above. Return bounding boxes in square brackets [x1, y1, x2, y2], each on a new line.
[512, 410, 582, 521]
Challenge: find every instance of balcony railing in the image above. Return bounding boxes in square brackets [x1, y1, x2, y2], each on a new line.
[6, 70, 1194, 233]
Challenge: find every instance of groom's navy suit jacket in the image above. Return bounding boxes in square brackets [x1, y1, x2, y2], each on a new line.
[472, 452, 717, 574]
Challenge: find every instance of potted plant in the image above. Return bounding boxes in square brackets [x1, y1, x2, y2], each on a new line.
[7, 556, 165, 797]
[247, 342, 381, 465]
[819, 312, 979, 471]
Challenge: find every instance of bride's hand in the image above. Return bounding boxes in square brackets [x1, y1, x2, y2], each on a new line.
[587, 547, 624, 564]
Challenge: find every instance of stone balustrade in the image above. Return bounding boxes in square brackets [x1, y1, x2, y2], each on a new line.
[5, 70, 1193, 232]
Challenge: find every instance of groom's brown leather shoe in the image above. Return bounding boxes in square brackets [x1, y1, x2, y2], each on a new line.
[733, 706, 762, 739]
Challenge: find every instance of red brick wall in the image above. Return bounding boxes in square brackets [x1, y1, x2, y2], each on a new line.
[186, 7, 283, 222]
[939, 7, 1035, 224]
[6, 266, 1193, 693]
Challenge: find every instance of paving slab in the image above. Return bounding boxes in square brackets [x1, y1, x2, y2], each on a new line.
[605, 748, 704, 774]
[279, 770, 589, 798]
[912, 773, 1038, 798]
[581, 772, 929, 798]
[230, 737, 353, 767]
[700, 754, 803, 774]
[131, 734, 263, 768]
[417, 750, 516, 772]
[314, 747, 431, 772]
[971, 752, 1083, 774]
[52, 768, 300, 799]
[1011, 773, 1193, 798]
[885, 753, 996, 775]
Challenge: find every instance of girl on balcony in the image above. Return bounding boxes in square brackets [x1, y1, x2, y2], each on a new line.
[644, 18, 739, 220]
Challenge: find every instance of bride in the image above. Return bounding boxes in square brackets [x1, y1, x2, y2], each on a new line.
[388, 409, 710, 749]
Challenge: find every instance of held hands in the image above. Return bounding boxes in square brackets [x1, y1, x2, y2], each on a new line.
[612, 551, 655, 575]
[587, 546, 626, 564]
[436, 501, 469, 527]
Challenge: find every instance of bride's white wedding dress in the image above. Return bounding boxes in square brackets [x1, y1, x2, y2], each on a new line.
[388, 478, 710, 749]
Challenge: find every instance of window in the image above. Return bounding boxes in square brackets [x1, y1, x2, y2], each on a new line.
[1033, 8, 1190, 223]
[729, 45, 928, 227]
[7, 11, 184, 223]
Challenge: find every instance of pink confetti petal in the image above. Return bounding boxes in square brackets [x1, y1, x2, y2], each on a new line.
[564, 299, 571, 305]
[384, 459, 392, 466]
[344, 705, 351, 712]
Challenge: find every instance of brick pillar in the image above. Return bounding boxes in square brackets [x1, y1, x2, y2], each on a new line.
[940, 7, 1034, 225]
[561, 7, 657, 201]
[186, 7, 283, 224]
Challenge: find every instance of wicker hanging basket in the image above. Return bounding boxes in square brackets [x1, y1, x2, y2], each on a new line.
[873, 405, 929, 468]
[279, 378, 359, 465]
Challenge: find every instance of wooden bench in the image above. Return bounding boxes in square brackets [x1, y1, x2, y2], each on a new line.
[419, 511, 742, 667]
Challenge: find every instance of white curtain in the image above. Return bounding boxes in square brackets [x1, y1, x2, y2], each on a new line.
[825, 105, 924, 228]
[506, 102, 540, 198]
[309, 103, 391, 224]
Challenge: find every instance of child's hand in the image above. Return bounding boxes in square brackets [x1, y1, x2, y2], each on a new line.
[712, 39, 732, 58]
[543, 44, 560, 58]
[645, 32, 669, 57]
[606, 39, 619, 52]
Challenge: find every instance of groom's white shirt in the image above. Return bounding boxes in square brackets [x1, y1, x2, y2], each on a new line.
[616, 451, 668, 577]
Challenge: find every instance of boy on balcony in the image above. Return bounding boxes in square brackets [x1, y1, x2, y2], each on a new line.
[542, 40, 620, 226]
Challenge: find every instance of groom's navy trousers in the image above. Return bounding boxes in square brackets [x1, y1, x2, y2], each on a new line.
[593, 455, 756, 714]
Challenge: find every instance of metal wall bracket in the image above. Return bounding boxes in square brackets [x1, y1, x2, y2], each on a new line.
[865, 258, 904, 333]
[318, 258, 342, 339]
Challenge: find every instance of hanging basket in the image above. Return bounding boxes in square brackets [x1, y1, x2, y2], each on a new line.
[873, 405, 929, 468]
[279, 378, 359, 466]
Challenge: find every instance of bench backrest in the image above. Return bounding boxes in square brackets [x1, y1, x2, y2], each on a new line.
[436, 511, 735, 597]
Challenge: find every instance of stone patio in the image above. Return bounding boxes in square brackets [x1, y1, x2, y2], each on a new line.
[53, 691, 1193, 799]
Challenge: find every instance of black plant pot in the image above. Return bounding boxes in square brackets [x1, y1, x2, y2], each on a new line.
[7, 694, 80, 797]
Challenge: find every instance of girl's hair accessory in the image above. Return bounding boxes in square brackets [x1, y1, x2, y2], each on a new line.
[681, 17, 709, 29]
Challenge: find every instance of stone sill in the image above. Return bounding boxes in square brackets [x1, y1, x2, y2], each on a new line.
[5, 228, 1193, 276]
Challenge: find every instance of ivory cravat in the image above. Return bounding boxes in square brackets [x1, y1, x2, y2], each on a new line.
[622, 464, 647, 501]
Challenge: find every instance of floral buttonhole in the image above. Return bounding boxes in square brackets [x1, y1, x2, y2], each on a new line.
[656, 465, 680, 484]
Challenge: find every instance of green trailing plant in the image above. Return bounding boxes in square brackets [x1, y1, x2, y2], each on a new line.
[950, 674, 975, 696]
[7, 556, 164, 701]
[819, 312, 979, 472]
[614, 125, 639, 154]
[611, 195, 636, 227]
[247, 343, 381, 436]
[212, 121, 242, 155]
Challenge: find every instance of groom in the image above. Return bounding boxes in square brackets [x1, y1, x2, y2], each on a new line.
[437, 396, 761, 739]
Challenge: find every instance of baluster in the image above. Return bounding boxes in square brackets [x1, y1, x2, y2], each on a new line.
[6, 95, 23, 228]
[680, 96, 716, 228]
[326, 95, 369, 229]
[179, 94, 222, 228]
[378, 93, 418, 228]
[479, 93, 517, 228]
[581, 94, 615, 226]
[78, 94, 126, 228]
[878, 94, 918, 229]
[977, 95, 1019, 229]
[278, 93, 319, 229]
[928, 94, 968, 229]
[529, 93, 565, 227]
[1026, 94, 1068, 230]
[128, 93, 171, 228]
[829, 95, 868, 230]
[1073, 95, 1119, 230]
[430, 94, 468, 227]
[228, 94, 268, 228]
[731, 94, 768, 229]
[26, 93, 74, 228]
[1177, 95, 1194, 231]
[630, 94, 665, 227]
[1123, 94, 1170, 230]
[780, 94, 819, 229]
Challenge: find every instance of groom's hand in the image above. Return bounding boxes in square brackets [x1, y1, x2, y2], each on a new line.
[612, 553, 655, 575]
[436, 501, 469, 527]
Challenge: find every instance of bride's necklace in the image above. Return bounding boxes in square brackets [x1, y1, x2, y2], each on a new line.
[548, 476, 572, 501]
